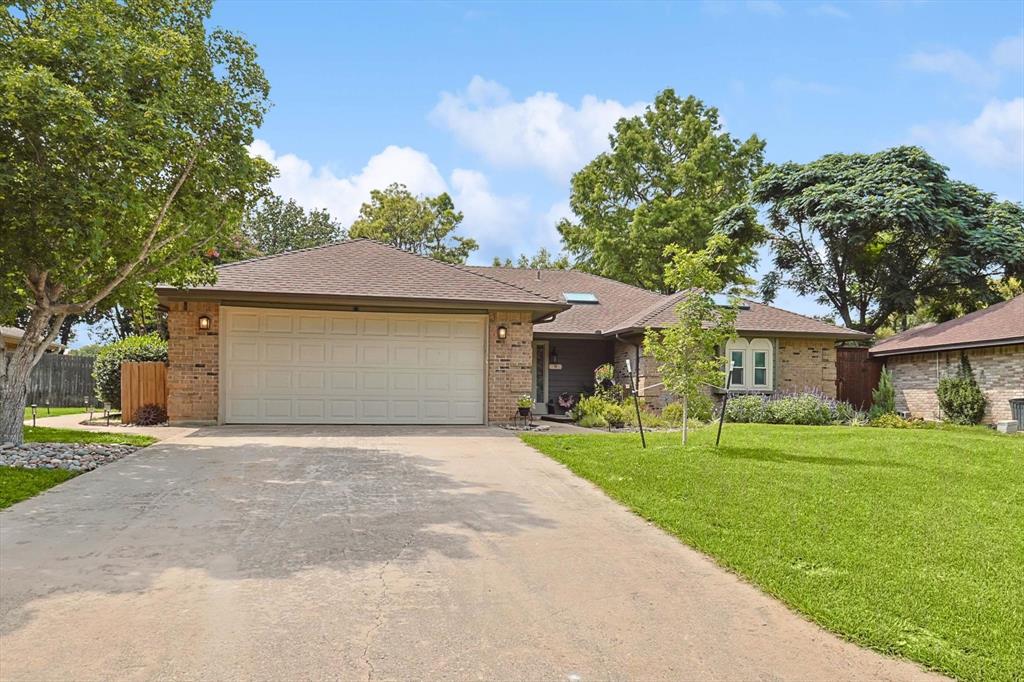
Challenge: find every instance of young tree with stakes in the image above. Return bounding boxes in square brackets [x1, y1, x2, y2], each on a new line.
[0, 0, 273, 444]
[644, 236, 741, 446]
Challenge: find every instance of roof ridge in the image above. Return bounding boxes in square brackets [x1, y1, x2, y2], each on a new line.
[471, 264, 659, 296]
[214, 240, 353, 271]
[359, 239, 564, 305]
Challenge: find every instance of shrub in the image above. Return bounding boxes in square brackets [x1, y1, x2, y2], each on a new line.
[868, 367, 896, 419]
[93, 334, 168, 409]
[578, 413, 608, 429]
[936, 355, 987, 425]
[661, 402, 685, 425]
[574, 395, 611, 421]
[725, 394, 769, 423]
[870, 413, 917, 429]
[602, 403, 628, 428]
[133, 403, 168, 426]
[725, 391, 860, 426]
[661, 395, 714, 425]
[765, 393, 832, 425]
[623, 403, 669, 428]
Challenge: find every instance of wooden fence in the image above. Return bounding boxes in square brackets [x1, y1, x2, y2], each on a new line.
[835, 347, 882, 410]
[24, 353, 95, 407]
[120, 361, 168, 424]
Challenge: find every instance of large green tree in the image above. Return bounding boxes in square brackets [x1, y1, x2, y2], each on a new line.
[239, 194, 342, 257]
[753, 146, 1024, 333]
[0, 0, 272, 444]
[558, 89, 765, 293]
[349, 183, 478, 264]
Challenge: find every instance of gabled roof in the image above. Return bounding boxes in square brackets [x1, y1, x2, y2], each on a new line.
[156, 239, 566, 313]
[474, 267, 868, 339]
[464, 266, 663, 335]
[869, 295, 1024, 356]
[603, 294, 870, 339]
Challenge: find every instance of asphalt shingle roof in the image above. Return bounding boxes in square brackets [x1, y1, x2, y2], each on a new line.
[869, 295, 1024, 356]
[156, 240, 564, 309]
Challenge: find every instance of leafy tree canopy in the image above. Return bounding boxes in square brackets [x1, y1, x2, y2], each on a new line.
[558, 89, 766, 293]
[348, 183, 478, 264]
[0, 0, 272, 443]
[753, 146, 1024, 333]
[238, 194, 343, 258]
[491, 248, 570, 269]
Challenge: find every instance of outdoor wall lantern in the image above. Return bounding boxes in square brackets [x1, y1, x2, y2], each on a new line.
[197, 314, 212, 331]
[550, 347, 558, 364]
[497, 324, 508, 340]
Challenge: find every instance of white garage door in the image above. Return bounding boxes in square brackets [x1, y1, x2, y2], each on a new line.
[221, 307, 486, 424]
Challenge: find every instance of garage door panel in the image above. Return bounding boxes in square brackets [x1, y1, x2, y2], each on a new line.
[361, 345, 388, 366]
[264, 342, 292, 363]
[263, 314, 293, 333]
[223, 308, 485, 424]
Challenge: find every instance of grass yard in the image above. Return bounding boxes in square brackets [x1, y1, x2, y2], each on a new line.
[22, 426, 155, 446]
[0, 467, 77, 509]
[1, 428, 156, 508]
[22, 405, 89, 420]
[522, 424, 1023, 681]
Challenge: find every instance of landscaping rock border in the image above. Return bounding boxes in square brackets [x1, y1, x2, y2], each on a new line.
[0, 442, 141, 472]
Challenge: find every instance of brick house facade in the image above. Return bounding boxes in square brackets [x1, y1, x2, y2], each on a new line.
[883, 344, 1023, 424]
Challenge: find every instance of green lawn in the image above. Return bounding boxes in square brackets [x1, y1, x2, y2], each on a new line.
[1, 428, 156, 509]
[22, 426, 155, 446]
[23, 405, 88, 419]
[522, 424, 1023, 681]
[0, 467, 78, 509]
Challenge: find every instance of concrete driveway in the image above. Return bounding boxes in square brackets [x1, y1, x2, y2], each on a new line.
[0, 426, 939, 681]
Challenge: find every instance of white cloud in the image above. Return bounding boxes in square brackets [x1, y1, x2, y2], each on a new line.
[809, 3, 850, 19]
[910, 98, 1024, 170]
[430, 76, 646, 180]
[249, 139, 561, 262]
[249, 140, 447, 225]
[906, 49, 998, 89]
[449, 169, 531, 251]
[906, 34, 1023, 89]
[991, 35, 1024, 71]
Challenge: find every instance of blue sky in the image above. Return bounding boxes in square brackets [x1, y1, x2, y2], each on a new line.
[77, 1, 1024, 345]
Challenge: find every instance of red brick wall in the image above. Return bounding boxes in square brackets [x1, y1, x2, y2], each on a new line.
[166, 301, 219, 424]
[487, 310, 533, 423]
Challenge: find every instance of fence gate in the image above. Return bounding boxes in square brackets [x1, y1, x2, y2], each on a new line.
[835, 347, 881, 410]
[120, 361, 168, 424]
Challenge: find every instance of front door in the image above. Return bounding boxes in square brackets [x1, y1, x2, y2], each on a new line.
[532, 341, 548, 414]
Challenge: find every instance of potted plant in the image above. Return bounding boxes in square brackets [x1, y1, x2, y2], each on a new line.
[557, 392, 578, 414]
[516, 394, 533, 416]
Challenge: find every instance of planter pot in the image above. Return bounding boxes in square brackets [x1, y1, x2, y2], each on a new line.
[518, 406, 531, 416]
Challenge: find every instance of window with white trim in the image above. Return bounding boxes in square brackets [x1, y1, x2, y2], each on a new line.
[725, 338, 773, 390]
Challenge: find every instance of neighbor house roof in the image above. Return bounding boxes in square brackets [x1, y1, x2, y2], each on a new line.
[474, 267, 868, 340]
[1, 326, 65, 351]
[156, 239, 567, 315]
[869, 295, 1024, 357]
[465, 266, 664, 336]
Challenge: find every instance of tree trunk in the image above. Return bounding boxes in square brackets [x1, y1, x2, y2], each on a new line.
[0, 354, 33, 445]
[681, 395, 689, 447]
[0, 307, 63, 446]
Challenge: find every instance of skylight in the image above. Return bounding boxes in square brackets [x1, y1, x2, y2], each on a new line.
[564, 292, 599, 304]
[711, 293, 750, 309]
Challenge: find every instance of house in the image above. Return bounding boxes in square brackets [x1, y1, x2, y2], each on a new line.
[869, 295, 1024, 425]
[1, 326, 65, 353]
[155, 239, 868, 425]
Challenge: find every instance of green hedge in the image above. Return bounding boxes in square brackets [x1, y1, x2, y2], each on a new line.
[92, 334, 168, 408]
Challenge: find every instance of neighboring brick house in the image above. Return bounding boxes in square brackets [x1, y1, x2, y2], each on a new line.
[869, 296, 1024, 425]
[156, 239, 867, 425]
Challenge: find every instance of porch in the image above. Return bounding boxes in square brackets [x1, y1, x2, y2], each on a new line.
[530, 337, 614, 415]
